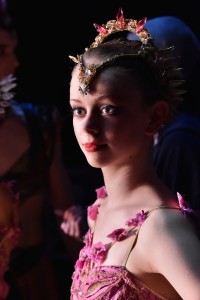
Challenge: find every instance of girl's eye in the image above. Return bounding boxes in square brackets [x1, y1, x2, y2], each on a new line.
[101, 105, 118, 115]
[71, 107, 85, 116]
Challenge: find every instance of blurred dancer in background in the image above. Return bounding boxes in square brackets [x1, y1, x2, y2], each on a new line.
[0, 0, 75, 299]
[139, 16, 200, 211]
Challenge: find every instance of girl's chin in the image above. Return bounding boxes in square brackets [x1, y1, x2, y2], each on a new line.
[83, 148, 110, 168]
[86, 160, 102, 168]
[84, 156, 104, 168]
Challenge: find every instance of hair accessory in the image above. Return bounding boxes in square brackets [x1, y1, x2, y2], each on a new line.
[89, 7, 151, 49]
[69, 8, 185, 112]
[78, 56, 97, 94]
[77, 53, 142, 95]
[69, 7, 151, 62]
[69, 8, 153, 94]
[0, 74, 16, 114]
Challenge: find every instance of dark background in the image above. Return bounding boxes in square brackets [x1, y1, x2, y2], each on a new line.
[7, 0, 200, 108]
[7, 0, 200, 166]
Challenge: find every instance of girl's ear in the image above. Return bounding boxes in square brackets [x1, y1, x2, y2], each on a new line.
[145, 100, 169, 136]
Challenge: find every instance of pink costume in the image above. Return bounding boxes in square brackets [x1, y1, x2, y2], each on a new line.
[0, 182, 20, 300]
[70, 186, 196, 300]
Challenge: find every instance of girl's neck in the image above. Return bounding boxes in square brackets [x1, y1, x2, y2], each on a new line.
[99, 147, 177, 208]
[102, 163, 161, 202]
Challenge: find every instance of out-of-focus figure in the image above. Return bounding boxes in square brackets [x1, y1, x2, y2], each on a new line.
[0, 1, 75, 299]
[142, 16, 200, 211]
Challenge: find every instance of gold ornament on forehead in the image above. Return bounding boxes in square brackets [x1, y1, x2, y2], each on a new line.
[69, 7, 153, 95]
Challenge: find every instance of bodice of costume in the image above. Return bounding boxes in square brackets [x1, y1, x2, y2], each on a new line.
[0, 183, 20, 299]
[70, 186, 195, 300]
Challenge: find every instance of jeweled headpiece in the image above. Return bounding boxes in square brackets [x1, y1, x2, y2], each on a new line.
[89, 7, 151, 48]
[69, 8, 185, 115]
[69, 7, 153, 95]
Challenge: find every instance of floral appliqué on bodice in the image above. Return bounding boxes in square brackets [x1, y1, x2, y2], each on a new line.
[70, 186, 196, 300]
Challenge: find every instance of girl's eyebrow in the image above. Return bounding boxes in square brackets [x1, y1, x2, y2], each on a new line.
[69, 99, 81, 103]
[70, 95, 110, 104]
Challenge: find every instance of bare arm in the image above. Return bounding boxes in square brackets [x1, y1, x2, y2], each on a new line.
[150, 209, 200, 299]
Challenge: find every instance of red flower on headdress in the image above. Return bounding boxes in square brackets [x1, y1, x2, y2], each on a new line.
[116, 7, 124, 29]
[135, 17, 147, 33]
[93, 23, 108, 35]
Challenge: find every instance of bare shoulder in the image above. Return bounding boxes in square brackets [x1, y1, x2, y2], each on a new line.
[140, 206, 200, 270]
[141, 207, 198, 245]
[148, 206, 197, 234]
[138, 207, 200, 298]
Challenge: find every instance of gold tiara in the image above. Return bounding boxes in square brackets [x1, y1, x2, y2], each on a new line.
[69, 7, 152, 63]
[89, 7, 152, 49]
[69, 8, 153, 94]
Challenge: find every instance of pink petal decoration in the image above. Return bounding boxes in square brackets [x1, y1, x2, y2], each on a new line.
[95, 186, 107, 198]
[177, 192, 194, 214]
[92, 242, 108, 263]
[126, 210, 148, 227]
[87, 204, 100, 221]
[107, 228, 129, 242]
[75, 259, 85, 269]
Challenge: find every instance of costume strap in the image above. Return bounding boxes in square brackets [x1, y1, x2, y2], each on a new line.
[122, 206, 180, 267]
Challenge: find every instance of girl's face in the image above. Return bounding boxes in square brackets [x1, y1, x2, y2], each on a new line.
[0, 29, 19, 80]
[70, 64, 157, 169]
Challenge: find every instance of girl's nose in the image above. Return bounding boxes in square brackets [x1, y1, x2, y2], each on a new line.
[84, 114, 100, 134]
[85, 126, 99, 134]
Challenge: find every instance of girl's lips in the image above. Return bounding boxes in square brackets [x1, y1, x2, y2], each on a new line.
[83, 143, 104, 152]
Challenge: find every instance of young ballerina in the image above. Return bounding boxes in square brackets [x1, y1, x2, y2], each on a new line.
[67, 7, 200, 299]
